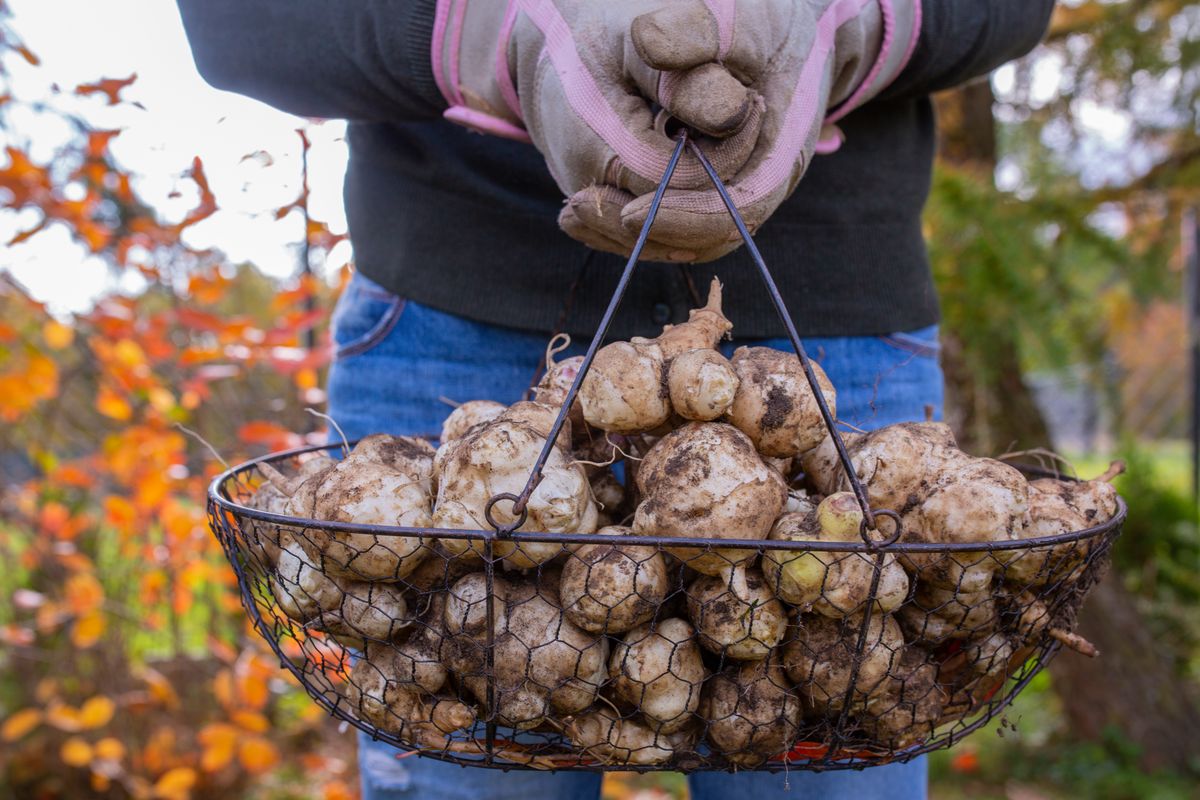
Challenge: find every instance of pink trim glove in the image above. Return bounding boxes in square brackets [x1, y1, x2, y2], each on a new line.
[433, 1, 920, 263]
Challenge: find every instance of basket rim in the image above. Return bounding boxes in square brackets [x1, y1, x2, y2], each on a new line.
[206, 440, 1126, 555]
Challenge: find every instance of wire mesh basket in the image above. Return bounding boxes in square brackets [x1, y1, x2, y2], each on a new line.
[206, 133, 1125, 771]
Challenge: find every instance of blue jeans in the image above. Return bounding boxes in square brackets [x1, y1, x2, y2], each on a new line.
[327, 273, 940, 800]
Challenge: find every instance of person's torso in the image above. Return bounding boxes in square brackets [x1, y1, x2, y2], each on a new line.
[343, 97, 940, 340]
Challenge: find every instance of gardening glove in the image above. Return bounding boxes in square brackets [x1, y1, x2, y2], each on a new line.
[430, 0, 767, 261]
[562, 0, 924, 262]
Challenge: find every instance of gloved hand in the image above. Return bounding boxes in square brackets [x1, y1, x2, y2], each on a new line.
[434, 1, 920, 263]
[568, 0, 923, 262]
[431, 0, 769, 261]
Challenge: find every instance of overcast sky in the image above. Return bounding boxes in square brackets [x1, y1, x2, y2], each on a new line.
[1, 0, 350, 314]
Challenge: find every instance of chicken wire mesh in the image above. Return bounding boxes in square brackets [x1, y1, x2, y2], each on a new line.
[207, 448, 1123, 772]
[204, 133, 1125, 771]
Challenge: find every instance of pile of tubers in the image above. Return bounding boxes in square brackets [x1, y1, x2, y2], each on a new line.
[242, 280, 1120, 768]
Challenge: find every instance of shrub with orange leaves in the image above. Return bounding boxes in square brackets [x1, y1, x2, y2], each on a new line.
[949, 747, 981, 775]
[0, 6, 357, 799]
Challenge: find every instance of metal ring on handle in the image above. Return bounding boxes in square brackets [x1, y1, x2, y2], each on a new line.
[484, 492, 527, 536]
[861, 508, 903, 549]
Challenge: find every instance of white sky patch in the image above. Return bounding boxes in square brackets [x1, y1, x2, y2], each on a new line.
[1, 0, 349, 314]
[1075, 100, 1133, 144]
[1089, 203, 1131, 239]
[1029, 51, 1065, 107]
[992, 64, 1016, 96]
[1069, 99, 1147, 189]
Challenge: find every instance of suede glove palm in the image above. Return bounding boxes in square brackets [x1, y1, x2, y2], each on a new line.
[432, 0, 921, 262]
[432, 0, 767, 261]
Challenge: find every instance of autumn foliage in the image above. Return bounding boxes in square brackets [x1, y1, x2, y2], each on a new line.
[0, 6, 356, 799]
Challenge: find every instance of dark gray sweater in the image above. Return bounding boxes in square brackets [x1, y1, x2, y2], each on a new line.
[177, 1, 1054, 339]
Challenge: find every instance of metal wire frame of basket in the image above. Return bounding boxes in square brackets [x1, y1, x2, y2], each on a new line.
[205, 132, 1126, 772]
[207, 454, 1123, 772]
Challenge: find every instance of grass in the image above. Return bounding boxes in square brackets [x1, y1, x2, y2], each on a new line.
[1071, 440, 1191, 493]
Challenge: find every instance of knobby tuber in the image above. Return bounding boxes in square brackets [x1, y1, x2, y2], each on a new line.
[633, 421, 786, 575]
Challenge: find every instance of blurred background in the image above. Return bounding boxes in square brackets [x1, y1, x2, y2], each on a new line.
[0, 1, 1196, 798]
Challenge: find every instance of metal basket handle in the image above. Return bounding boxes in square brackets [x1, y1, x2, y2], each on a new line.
[487, 130, 900, 549]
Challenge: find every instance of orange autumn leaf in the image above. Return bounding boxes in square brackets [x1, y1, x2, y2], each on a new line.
[94, 737, 126, 762]
[64, 572, 105, 615]
[308, 218, 347, 250]
[104, 494, 138, 535]
[238, 736, 279, 774]
[186, 272, 230, 306]
[113, 338, 147, 368]
[59, 511, 94, 541]
[42, 319, 74, 349]
[171, 577, 195, 617]
[198, 723, 238, 772]
[75, 74, 137, 105]
[0, 351, 58, 422]
[8, 217, 48, 245]
[295, 366, 318, 391]
[86, 129, 122, 159]
[950, 748, 980, 774]
[71, 610, 107, 649]
[148, 386, 176, 413]
[176, 157, 217, 232]
[236, 669, 270, 711]
[56, 550, 96, 574]
[322, 781, 356, 800]
[152, 766, 198, 800]
[76, 218, 114, 253]
[173, 307, 225, 332]
[237, 420, 302, 452]
[141, 569, 168, 602]
[212, 669, 235, 710]
[14, 43, 39, 66]
[180, 388, 202, 410]
[38, 501, 70, 535]
[45, 703, 84, 733]
[1, 708, 42, 742]
[230, 710, 270, 734]
[60, 736, 94, 768]
[78, 695, 116, 729]
[96, 385, 133, 421]
[0, 145, 52, 203]
[52, 462, 97, 489]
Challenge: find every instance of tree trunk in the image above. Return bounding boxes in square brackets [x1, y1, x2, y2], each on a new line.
[934, 80, 1200, 772]
[940, 327, 1054, 456]
[934, 81, 1052, 455]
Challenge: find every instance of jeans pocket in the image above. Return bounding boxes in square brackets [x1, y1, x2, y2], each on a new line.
[332, 275, 406, 361]
[877, 325, 940, 360]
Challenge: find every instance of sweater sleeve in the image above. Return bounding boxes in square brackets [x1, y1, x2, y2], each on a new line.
[882, 0, 1056, 99]
[175, 0, 445, 121]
